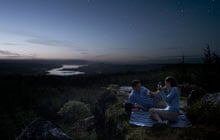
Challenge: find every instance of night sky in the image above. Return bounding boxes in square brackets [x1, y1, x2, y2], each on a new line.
[0, 0, 219, 63]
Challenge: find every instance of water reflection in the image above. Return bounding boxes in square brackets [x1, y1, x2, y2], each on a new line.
[47, 65, 86, 76]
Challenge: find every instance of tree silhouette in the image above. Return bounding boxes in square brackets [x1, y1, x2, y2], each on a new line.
[203, 44, 219, 64]
[196, 44, 220, 92]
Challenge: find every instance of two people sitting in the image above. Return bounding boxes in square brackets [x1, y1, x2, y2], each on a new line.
[125, 76, 180, 125]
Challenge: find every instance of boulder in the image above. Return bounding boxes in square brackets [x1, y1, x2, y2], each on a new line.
[16, 118, 72, 140]
[107, 84, 120, 92]
[187, 89, 206, 106]
[118, 86, 132, 95]
[201, 92, 220, 105]
[106, 85, 132, 101]
[116, 86, 132, 101]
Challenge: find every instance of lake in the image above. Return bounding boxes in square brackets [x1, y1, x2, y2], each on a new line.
[47, 64, 86, 76]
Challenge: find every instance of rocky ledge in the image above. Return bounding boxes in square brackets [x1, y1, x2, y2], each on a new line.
[16, 117, 72, 140]
[202, 92, 220, 105]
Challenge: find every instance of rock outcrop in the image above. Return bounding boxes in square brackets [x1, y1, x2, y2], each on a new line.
[187, 88, 206, 106]
[94, 90, 128, 140]
[187, 88, 220, 106]
[16, 118, 72, 140]
[202, 92, 220, 105]
[116, 86, 132, 101]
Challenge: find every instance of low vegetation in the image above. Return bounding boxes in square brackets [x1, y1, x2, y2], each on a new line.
[58, 100, 91, 124]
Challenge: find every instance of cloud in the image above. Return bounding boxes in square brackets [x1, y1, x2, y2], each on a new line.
[76, 49, 89, 52]
[2, 42, 21, 46]
[95, 53, 111, 58]
[27, 38, 76, 47]
[76, 49, 89, 55]
[0, 50, 21, 57]
[81, 52, 88, 55]
[0, 50, 37, 59]
[2, 29, 80, 49]
[109, 47, 131, 51]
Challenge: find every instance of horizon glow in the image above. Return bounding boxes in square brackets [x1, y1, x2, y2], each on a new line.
[0, 0, 219, 63]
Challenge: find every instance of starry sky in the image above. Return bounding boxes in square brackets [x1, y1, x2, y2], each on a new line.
[0, 0, 219, 63]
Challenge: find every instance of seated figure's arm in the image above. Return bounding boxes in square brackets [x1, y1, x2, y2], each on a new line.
[160, 87, 177, 102]
[128, 92, 135, 104]
[142, 87, 151, 96]
[149, 90, 160, 96]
